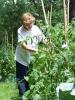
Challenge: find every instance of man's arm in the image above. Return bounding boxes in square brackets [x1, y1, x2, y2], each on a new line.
[21, 42, 37, 52]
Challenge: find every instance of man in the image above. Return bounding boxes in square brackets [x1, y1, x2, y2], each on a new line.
[15, 12, 45, 100]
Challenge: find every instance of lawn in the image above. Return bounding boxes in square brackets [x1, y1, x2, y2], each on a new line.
[0, 82, 19, 100]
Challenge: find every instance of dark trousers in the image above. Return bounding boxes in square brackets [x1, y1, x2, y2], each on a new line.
[16, 61, 29, 99]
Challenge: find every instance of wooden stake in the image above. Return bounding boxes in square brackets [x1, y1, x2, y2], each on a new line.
[63, 0, 68, 44]
[50, 2, 53, 26]
[67, 0, 70, 25]
[47, 10, 50, 23]
[40, 0, 48, 25]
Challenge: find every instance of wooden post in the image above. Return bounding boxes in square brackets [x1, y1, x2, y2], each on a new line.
[63, 0, 68, 44]
[40, 0, 48, 25]
[47, 10, 50, 23]
[67, 0, 70, 25]
[50, 2, 53, 26]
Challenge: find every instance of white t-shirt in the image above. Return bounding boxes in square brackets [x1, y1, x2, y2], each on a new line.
[15, 25, 45, 66]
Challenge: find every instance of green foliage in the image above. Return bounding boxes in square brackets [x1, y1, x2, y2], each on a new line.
[0, 0, 75, 99]
[0, 45, 15, 81]
[59, 90, 75, 100]
[23, 23, 75, 100]
[0, 0, 63, 44]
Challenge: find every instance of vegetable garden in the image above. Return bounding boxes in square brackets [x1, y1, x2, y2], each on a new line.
[0, 0, 75, 100]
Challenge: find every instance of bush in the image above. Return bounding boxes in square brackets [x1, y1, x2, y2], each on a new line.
[0, 44, 15, 81]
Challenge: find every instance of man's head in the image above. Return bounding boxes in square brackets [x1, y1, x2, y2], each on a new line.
[21, 13, 35, 30]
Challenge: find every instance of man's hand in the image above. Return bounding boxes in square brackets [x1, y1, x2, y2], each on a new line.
[21, 42, 37, 52]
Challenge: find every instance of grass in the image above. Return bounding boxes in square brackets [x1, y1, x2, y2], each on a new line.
[0, 82, 19, 100]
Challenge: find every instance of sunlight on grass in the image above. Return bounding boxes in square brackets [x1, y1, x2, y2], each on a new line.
[0, 82, 19, 100]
